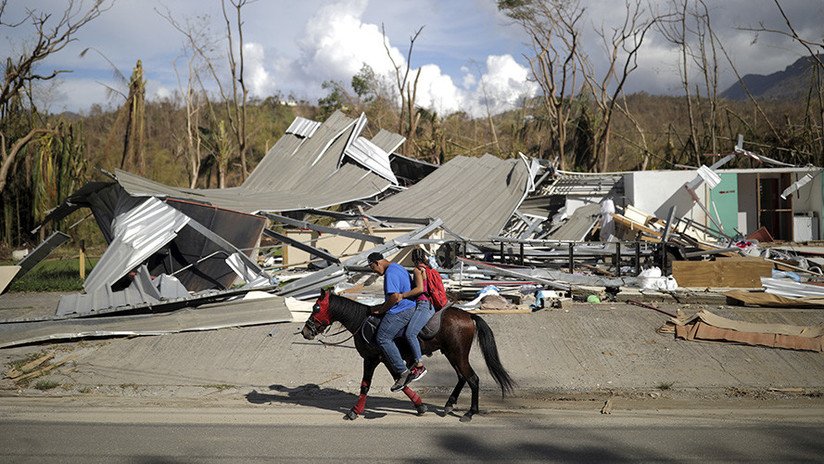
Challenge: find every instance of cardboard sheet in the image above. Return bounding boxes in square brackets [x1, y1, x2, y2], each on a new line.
[674, 309, 824, 352]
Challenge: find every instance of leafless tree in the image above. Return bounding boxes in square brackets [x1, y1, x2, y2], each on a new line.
[172, 50, 206, 188]
[580, 0, 660, 172]
[383, 24, 423, 157]
[0, 0, 112, 195]
[500, 0, 584, 168]
[221, 0, 250, 180]
[158, 0, 252, 187]
[739, 0, 824, 157]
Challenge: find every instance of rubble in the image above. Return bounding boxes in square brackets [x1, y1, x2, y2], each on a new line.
[2, 119, 823, 350]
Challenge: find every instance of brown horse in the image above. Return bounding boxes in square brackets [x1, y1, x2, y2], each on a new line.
[301, 289, 514, 422]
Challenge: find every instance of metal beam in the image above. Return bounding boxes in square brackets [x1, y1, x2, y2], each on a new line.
[262, 228, 340, 264]
[262, 212, 383, 244]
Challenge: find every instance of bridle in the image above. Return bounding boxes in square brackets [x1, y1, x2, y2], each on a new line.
[303, 316, 324, 338]
[303, 291, 334, 339]
[303, 296, 354, 345]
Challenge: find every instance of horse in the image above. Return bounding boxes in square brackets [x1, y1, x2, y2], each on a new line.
[301, 289, 515, 422]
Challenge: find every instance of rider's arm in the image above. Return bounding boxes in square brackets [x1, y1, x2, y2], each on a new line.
[372, 293, 402, 315]
[401, 268, 425, 299]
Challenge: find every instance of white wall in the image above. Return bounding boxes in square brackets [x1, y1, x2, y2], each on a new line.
[737, 173, 758, 234]
[624, 171, 707, 224]
[625, 168, 824, 240]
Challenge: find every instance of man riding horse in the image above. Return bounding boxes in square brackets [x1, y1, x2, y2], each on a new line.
[366, 252, 424, 392]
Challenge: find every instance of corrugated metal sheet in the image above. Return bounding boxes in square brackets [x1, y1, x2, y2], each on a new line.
[344, 137, 398, 184]
[371, 129, 406, 154]
[114, 111, 399, 213]
[84, 198, 190, 293]
[5, 296, 293, 348]
[367, 154, 531, 240]
[285, 116, 321, 138]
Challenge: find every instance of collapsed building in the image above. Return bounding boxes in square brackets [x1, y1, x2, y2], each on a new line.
[1, 111, 823, 349]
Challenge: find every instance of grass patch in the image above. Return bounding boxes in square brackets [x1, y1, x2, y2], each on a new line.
[34, 380, 60, 390]
[7, 258, 94, 292]
[656, 381, 674, 391]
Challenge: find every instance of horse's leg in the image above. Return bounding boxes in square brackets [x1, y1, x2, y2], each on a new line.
[462, 369, 480, 423]
[444, 373, 466, 415]
[346, 356, 380, 420]
[445, 352, 479, 422]
[441, 316, 480, 422]
[401, 385, 427, 416]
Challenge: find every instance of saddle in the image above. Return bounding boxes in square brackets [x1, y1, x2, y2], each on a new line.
[360, 308, 447, 346]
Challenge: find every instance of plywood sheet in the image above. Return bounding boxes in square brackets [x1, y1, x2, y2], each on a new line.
[672, 258, 773, 288]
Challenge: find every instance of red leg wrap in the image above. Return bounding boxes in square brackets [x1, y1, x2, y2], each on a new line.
[353, 394, 367, 414]
[353, 380, 369, 414]
[402, 386, 422, 406]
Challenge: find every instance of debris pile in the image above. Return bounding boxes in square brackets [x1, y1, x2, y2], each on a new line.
[2, 112, 823, 352]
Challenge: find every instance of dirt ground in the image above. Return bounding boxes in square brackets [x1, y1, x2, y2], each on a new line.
[1, 291, 823, 414]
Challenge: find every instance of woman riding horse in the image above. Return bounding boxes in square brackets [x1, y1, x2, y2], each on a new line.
[302, 288, 515, 422]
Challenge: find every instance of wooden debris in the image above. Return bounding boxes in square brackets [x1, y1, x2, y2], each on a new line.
[672, 257, 773, 288]
[626, 299, 677, 317]
[13, 360, 66, 382]
[5, 352, 53, 380]
[768, 387, 805, 393]
[601, 398, 613, 414]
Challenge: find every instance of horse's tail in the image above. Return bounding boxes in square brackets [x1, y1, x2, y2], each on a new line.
[472, 314, 515, 397]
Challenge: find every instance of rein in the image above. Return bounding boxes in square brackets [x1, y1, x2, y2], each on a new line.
[318, 325, 354, 346]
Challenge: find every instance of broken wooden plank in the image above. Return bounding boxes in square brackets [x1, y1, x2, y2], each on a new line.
[5, 352, 54, 380]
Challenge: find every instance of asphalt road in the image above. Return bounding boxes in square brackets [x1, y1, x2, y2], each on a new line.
[2, 405, 823, 463]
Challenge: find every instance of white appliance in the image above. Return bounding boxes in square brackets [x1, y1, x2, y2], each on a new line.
[793, 213, 819, 241]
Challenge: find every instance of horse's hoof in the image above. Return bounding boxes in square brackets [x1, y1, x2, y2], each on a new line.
[459, 413, 473, 423]
[416, 404, 427, 416]
[344, 410, 358, 420]
[443, 404, 453, 414]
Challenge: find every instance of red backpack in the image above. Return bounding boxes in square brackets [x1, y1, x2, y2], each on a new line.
[425, 267, 448, 310]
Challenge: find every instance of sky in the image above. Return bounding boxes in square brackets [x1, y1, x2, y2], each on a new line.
[2, 0, 823, 117]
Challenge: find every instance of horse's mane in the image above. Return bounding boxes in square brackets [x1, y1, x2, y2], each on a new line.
[329, 293, 369, 311]
[328, 293, 371, 328]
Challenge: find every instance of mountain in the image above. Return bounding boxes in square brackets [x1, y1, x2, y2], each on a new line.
[720, 54, 822, 101]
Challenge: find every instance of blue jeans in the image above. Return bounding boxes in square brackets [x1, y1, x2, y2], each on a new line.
[376, 308, 414, 374]
[405, 299, 434, 364]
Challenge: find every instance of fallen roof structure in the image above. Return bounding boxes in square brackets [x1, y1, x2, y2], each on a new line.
[114, 111, 405, 213]
[40, 191, 273, 318]
[0, 294, 292, 349]
[366, 154, 535, 240]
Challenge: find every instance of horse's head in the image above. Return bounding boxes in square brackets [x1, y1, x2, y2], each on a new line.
[302, 289, 332, 340]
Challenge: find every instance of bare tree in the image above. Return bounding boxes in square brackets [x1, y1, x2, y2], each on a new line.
[221, 0, 250, 180]
[383, 24, 423, 156]
[173, 54, 206, 188]
[158, 0, 252, 187]
[499, 0, 584, 168]
[740, 0, 824, 158]
[120, 59, 146, 173]
[580, 0, 660, 172]
[0, 0, 112, 195]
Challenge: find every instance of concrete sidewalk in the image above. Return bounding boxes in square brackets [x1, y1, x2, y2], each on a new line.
[1, 291, 823, 409]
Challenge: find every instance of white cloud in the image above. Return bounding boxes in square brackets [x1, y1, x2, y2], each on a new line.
[414, 64, 465, 115]
[469, 54, 538, 116]
[293, 0, 402, 90]
[243, 42, 276, 97]
[279, 0, 535, 117]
